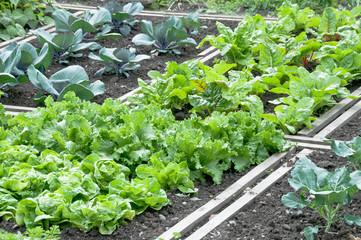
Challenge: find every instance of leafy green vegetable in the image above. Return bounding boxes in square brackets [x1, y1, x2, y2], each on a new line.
[27, 65, 105, 103]
[0, 0, 55, 41]
[105, 1, 143, 36]
[53, 8, 121, 40]
[263, 97, 317, 134]
[0, 43, 21, 87]
[31, 28, 100, 63]
[264, 67, 352, 134]
[181, 12, 206, 36]
[128, 59, 264, 116]
[136, 156, 195, 193]
[132, 16, 197, 54]
[69, 194, 135, 234]
[330, 136, 361, 171]
[89, 47, 150, 77]
[0, 91, 289, 234]
[0, 42, 51, 89]
[282, 157, 361, 237]
[0, 225, 60, 240]
[198, 15, 267, 69]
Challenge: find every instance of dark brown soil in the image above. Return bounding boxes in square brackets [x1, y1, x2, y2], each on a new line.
[0, 16, 239, 107]
[203, 150, 361, 240]
[327, 110, 361, 141]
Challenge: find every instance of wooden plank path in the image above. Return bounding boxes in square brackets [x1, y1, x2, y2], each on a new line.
[52, 3, 278, 22]
[156, 148, 297, 240]
[183, 149, 313, 240]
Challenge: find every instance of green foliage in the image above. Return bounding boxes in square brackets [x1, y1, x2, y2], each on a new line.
[132, 16, 197, 54]
[52, 8, 121, 40]
[330, 136, 361, 171]
[0, 225, 60, 240]
[0, 0, 55, 41]
[105, 1, 143, 36]
[282, 157, 361, 238]
[181, 12, 207, 36]
[263, 97, 317, 134]
[198, 15, 268, 69]
[0, 92, 289, 233]
[25, 225, 60, 240]
[30, 28, 100, 64]
[129, 59, 263, 116]
[89, 47, 150, 77]
[0, 42, 51, 90]
[27, 65, 104, 103]
[197, 4, 361, 134]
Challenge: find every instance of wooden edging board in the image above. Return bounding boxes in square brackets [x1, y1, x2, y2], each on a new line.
[284, 135, 329, 145]
[52, 3, 278, 22]
[155, 147, 296, 240]
[183, 149, 313, 240]
[297, 86, 361, 137]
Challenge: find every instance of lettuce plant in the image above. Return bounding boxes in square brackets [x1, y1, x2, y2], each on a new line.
[27, 65, 104, 103]
[31, 28, 100, 63]
[282, 157, 361, 239]
[132, 16, 197, 54]
[89, 47, 150, 77]
[105, 1, 143, 36]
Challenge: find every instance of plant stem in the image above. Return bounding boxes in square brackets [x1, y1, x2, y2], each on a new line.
[309, 50, 315, 62]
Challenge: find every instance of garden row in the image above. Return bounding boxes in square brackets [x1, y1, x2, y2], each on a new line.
[0, 1, 219, 107]
[0, 2, 361, 240]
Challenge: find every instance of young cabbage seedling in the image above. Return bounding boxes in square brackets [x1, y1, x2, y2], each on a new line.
[31, 28, 100, 64]
[0, 42, 51, 90]
[181, 12, 207, 36]
[132, 16, 197, 54]
[282, 157, 361, 239]
[105, 1, 143, 36]
[27, 65, 104, 103]
[89, 47, 150, 77]
[52, 8, 121, 40]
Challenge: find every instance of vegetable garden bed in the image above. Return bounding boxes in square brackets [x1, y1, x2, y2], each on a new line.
[0, 11, 237, 108]
[1, 2, 361, 240]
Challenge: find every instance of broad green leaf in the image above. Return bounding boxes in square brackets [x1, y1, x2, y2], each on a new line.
[304, 226, 318, 240]
[281, 192, 309, 208]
